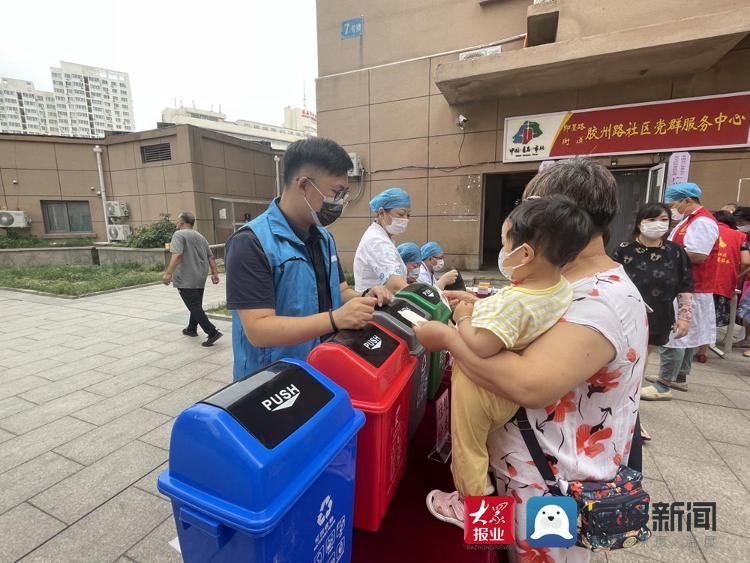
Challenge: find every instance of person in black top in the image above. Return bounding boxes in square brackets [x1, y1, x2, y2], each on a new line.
[612, 203, 694, 444]
[612, 203, 694, 347]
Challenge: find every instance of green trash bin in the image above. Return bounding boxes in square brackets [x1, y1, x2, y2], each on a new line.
[396, 283, 452, 399]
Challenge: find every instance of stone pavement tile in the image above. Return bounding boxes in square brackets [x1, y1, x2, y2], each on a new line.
[0, 396, 35, 419]
[0, 375, 48, 401]
[670, 382, 736, 408]
[0, 417, 94, 474]
[0, 390, 103, 434]
[55, 409, 170, 465]
[20, 371, 110, 404]
[105, 339, 164, 360]
[97, 350, 165, 376]
[202, 347, 234, 367]
[642, 445, 664, 482]
[30, 441, 168, 524]
[147, 360, 225, 390]
[0, 452, 83, 514]
[719, 386, 750, 410]
[41, 354, 120, 382]
[653, 453, 750, 538]
[0, 358, 62, 383]
[133, 462, 168, 499]
[694, 531, 750, 563]
[204, 364, 232, 384]
[73, 385, 168, 426]
[710, 441, 750, 492]
[148, 348, 215, 371]
[21, 488, 171, 563]
[85, 366, 168, 397]
[679, 402, 750, 448]
[144, 378, 225, 417]
[0, 428, 13, 445]
[639, 402, 718, 464]
[103, 332, 158, 347]
[127, 516, 181, 563]
[138, 419, 174, 451]
[0, 502, 66, 563]
[687, 369, 750, 391]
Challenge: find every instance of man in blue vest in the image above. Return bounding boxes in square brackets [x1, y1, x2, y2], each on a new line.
[226, 137, 391, 380]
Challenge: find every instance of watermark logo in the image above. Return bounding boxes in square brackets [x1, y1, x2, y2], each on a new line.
[526, 496, 577, 548]
[463, 496, 515, 545]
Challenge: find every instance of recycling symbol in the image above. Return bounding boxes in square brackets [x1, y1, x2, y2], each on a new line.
[317, 495, 333, 526]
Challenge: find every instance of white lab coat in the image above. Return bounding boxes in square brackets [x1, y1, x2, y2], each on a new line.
[353, 222, 407, 292]
[416, 262, 436, 286]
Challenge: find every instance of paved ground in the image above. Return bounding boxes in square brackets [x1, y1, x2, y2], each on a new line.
[1, 280, 750, 562]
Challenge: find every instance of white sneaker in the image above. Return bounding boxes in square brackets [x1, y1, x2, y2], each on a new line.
[640, 385, 673, 401]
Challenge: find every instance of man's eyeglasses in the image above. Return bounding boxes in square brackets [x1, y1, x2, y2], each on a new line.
[302, 177, 351, 206]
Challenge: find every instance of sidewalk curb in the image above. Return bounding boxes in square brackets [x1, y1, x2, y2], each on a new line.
[0, 281, 163, 300]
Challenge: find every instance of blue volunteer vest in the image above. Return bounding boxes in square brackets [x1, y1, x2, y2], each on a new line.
[227, 199, 342, 380]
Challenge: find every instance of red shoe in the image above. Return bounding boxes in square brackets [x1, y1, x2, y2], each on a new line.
[695, 353, 707, 363]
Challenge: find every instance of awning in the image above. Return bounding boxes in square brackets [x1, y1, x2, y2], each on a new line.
[435, 8, 750, 105]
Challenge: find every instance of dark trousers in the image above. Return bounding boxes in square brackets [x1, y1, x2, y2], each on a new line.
[178, 288, 217, 336]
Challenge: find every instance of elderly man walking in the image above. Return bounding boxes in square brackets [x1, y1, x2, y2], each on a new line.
[162, 211, 223, 347]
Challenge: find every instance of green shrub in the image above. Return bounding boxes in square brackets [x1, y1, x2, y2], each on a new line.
[127, 214, 177, 248]
[344, 272, 355, 287]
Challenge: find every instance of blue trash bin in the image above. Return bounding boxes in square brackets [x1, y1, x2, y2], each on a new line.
[158, 359, 365, 563]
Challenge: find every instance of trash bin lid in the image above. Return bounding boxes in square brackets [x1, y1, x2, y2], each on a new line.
[157, 359, 365, 534]
[373, 298, 430, 354]
[310, 323, 414, 413]
[398, 283, 451, 310]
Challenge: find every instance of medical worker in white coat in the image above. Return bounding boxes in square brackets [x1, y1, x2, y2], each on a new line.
[354, 188, 412, 293]
[418, 241, 458, 289]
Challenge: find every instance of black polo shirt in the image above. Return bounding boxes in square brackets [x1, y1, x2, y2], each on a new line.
[226, 209, 344, 314]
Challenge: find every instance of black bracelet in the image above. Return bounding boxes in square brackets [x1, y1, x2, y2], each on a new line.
[328, 309, 339, 332]
[361, 288, 370, 297]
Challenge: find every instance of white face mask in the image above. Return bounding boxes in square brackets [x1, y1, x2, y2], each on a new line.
[498, 246, 523, 280]
[739, 225, 750, 234]
[640, 220, 669, 239]
[432, 259, 445, 272]
[385, 216, 409, 235]
[408, 267, 421, 279]
[670, 206, 684, 222]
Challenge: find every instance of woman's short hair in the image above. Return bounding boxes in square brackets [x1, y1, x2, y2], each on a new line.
[523, 158, 618, 235]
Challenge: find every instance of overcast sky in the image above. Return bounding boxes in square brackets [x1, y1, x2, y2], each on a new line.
[0, 0, 318, 131]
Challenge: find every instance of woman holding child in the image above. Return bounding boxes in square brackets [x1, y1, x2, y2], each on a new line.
[416, 158, 649, 563]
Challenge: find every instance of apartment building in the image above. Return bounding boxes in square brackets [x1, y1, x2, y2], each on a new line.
[0, 78, 59, 136]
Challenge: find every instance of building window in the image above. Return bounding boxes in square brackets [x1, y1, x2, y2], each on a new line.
[41, 201, 93, 233]
[140, 143, 171, 163]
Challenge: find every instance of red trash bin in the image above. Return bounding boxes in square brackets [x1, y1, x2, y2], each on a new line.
[308, 322, 415, 532]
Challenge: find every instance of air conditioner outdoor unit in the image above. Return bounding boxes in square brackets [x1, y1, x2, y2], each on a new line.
[0, 210, 31, 228]
[105, 201, 128, 217]
[108, 224, 130, 241]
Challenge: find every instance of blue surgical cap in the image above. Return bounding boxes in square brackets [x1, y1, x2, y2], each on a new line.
[421, 241, 444, 261]
[398, 242, 421, 264]
[369, 187, 411, 213]
[665, 182, 702, 203]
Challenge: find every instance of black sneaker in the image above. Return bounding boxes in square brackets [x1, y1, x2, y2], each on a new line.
[202, 331, 223, 347]
[182, 329, 198, 337]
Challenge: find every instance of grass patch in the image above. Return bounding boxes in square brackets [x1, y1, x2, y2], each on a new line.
[0, 263, 163, 296]
[0, 236, 96, 249]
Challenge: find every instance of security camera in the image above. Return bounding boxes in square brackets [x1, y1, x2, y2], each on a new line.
[456, 114, 469, 129]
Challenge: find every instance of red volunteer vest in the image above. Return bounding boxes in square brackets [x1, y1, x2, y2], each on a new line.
[670, 206, 719, 293]
[713, 224, 745, 299]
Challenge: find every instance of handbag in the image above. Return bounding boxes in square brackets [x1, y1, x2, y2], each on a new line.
[517, 408, 652, 551]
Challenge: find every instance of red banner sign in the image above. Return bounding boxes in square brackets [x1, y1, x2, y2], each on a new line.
[503, 92, 750, 162]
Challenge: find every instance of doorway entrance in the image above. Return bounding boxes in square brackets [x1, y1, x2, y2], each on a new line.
[607, 164, 665, 254]
[481, 172, 536, 269]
